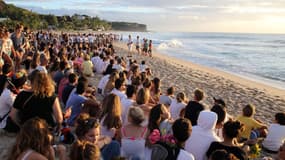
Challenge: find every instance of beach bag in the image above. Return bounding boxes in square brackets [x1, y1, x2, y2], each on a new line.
[151, 141, 180, 160]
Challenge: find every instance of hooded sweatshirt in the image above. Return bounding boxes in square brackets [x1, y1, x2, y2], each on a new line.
[185, 110, 221, 160]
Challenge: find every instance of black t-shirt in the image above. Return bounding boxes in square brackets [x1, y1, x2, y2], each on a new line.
[184, 101, 205, 126]
[62, 84, 75, 106]
[14, 91, 57, 127]
[206, 141, 247, 160]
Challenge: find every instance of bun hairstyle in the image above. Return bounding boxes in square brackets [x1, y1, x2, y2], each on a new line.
[176, 92, 185, 103]
[75, 113, 99, 139]
[223, 120, 244, 139]
[70, 140, 101, 160]
[128, 107, 145, 125]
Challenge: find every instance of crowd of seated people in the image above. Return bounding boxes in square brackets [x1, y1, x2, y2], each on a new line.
[1, 24, 285, 160]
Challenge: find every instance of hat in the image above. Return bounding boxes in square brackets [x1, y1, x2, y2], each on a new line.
[213, 97, 226, 107]
[11, 71, 27, 88]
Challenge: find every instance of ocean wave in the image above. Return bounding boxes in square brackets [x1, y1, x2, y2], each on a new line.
[157, 39, 183, 50]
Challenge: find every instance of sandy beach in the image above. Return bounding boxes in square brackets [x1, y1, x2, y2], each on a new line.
[0, 41, 284, 159]
[113, 41, 285, 124]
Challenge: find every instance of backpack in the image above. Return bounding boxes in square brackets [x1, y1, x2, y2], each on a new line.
[151, 141, 181, 160]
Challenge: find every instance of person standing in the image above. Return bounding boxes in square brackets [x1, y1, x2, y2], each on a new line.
[11, 24, 25, 70]
[148, 40, 153, 57]
[135, 36, 140, 55]
[127, 35, 133, 57]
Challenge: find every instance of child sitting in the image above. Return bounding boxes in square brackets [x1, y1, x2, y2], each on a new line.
[237, 104, 267, 141]
[262, 112, 285, 153]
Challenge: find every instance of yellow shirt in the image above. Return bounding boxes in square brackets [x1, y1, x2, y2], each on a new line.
[82, 60, 93, 76]
[237, 116, 264, 139]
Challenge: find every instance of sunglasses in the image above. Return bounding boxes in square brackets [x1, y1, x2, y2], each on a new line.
[84, 118, 99, 128]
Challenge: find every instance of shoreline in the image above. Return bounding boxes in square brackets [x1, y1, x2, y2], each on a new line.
[114, 41, 285, 124]
[152, 50, 285, 100]
[115, 42, 285, 99]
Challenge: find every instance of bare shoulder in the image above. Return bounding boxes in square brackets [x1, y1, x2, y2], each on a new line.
[28, 152, 48, 160]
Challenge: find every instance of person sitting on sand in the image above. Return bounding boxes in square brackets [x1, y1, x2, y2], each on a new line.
[35, 53, 48, 74]
[103, 71, 119, 96]
[61, 72, 78, 106]
[149, 77, 161, 104]
[151, 118, 195, 160]
[65, 81, 88, 126]
[121, 107, 147, 159]
[100, 94, 122, 140]
[81, 54, 94, 77]
[7, 117, 67, 160]
[112, 57, 125, 72]
[211, 104, 227, 140]
[185, 110, 221, 160]
[121, 84, 137, 125]
[139, 60, 148, 72]
[262, 112, 285, 153]
[135, 88, 153, 127]
[0, 71, 27, 129]
[184, 88, 205, 126]
[206, 120, 248, 160]
[70, 140, 101, 160]
[237, 104, 267, 141]
[159, 86, 175, 107]
[75, 113, 120, 160]
[170, 92, 187, 120]
[110, 78, 127, 101]
[5, 70, 63, 133]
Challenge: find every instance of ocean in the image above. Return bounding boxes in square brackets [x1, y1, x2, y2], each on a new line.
[118, 31, 285, 90]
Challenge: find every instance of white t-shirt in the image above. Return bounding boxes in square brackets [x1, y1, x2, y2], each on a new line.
[139, 64, 148, 72]
[121, 98, 135, 125]
[111, 88, 127, 101]
[97, 60, 108, 74]
[262, 123, 285, 151]
[98, 74, 110, 93]
[170, 99, 186, 120]
[91, 56, 100, 71]
[177, 149, 195, 160]
[0, 88, 16, 128]
[112, 64, 124, 72]
[159, 95, 173, 106]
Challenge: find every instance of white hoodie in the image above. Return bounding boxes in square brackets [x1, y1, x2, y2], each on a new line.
[185, 110, 221, 160]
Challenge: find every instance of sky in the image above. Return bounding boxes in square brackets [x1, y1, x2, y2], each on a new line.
[4, 0, 285, 33]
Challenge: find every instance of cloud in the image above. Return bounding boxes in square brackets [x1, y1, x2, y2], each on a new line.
[4, 0, 285, 33]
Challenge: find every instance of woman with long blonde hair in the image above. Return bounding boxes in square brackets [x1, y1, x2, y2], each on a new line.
[100, 93, 122, 139]
[5, 70, 63, 133]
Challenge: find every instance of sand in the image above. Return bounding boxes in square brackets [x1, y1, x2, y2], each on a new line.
[113, 42, 285, 124]
[0, 41, 284, 159]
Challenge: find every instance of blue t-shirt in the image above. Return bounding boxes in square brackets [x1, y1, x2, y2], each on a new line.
[66, 93, 87, 126]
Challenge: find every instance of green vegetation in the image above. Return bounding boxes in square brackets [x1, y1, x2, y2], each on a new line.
[0, 0, 146, 31]
[111, 22, 147, 31]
